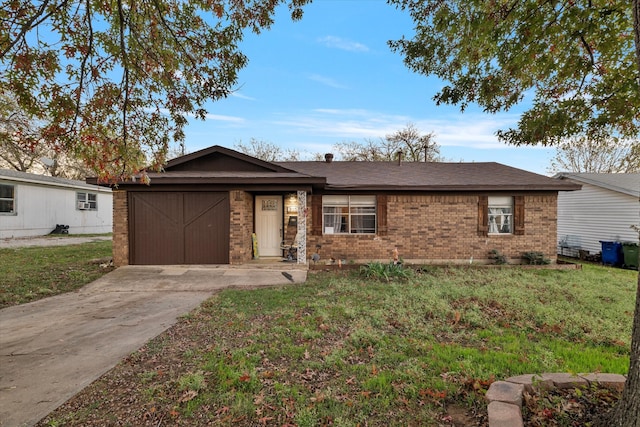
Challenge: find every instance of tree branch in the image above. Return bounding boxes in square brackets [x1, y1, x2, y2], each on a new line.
[116, 0, 129, 154]
[69, 0, 94, 137]
[0, 0, 72, 59]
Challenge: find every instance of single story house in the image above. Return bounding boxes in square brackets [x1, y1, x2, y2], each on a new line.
[0, 169, 113, 239]
[96, 145, 580, 266]
[555, 173, 640, 256]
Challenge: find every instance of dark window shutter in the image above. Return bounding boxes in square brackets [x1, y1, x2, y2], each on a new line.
[478, 195, 488, 236]
[514, 195, 525, 235]
[377, 194, 387, 235]
[311, 194, 322, 236]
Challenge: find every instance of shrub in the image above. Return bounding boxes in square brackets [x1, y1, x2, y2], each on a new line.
[488, 249, 508, 265]
[360, 261, 413, 281]
[522, 251, 550, 265]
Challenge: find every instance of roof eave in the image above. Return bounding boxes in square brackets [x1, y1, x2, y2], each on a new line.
[556, 173, 637, 197]
[324, 184, 582, 192]
[112, 176, 327, 186]
[0, 174, 112, 192]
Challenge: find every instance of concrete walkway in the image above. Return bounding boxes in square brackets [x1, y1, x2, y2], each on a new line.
[0, 264, 307, 427]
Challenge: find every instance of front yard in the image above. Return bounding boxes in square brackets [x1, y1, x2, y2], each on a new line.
[0, 239, 113, 308]
[34, 259, 635, 426]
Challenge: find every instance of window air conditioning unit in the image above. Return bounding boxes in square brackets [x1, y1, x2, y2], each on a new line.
[78, 202, 91, 210]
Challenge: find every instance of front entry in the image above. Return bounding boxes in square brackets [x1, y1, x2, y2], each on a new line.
[255, 195, 283, 257]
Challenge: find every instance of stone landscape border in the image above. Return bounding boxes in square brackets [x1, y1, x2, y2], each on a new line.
[485, 372, 627, 426]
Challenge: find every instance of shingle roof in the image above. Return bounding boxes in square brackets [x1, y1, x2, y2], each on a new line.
[277, 161, 580, 191]
[0, 168, 111, 192]
[554, 173, 640, 197]
[102, 144, 580, 192]
[135, 171, 324, 186]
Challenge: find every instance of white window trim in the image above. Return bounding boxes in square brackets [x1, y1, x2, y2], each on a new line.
[488, 196, 513, 235]
[76, 191, 98, 211]
[322, 195, 376, 235]
[0, 182, 16, 215]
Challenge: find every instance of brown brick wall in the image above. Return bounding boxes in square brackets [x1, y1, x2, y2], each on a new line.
[306, 193, 558, 264]
[229, 190, 254, 264]
[112, 190, 129, 266]
[113, 190, 557, 266]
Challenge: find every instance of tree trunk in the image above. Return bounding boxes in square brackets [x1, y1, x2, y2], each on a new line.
[594, 273, 640, 426]
[590, 3, 640, 424]
[635, 0, 640, 73]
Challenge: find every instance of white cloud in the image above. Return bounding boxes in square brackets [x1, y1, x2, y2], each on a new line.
[307, 74, 348, 89]
[230, 92, 256, 101]
[317, 36, 369, 52]
[203, 113, 245, 123]
[154, 107, 245, 124]
[270, 108, 529, 150]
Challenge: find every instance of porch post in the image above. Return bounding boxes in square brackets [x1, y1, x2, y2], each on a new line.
[296, 190, 307, 264]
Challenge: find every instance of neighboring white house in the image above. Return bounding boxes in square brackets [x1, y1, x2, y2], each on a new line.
[0, 169, 113, 239]
[555, 173, 640, 255]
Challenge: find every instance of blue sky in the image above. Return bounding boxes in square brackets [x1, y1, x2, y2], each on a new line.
[183, 0, 556, 175]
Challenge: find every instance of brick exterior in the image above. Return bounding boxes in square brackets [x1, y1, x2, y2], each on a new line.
[112, 190, 129, 266]
[229, 190, 254, 264]
[306, 193, 558, 264]
[112, 190, 558, 266]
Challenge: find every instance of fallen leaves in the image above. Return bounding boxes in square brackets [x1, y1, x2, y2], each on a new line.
[178, 390, 198, 403]
[419, 388, 447, 401]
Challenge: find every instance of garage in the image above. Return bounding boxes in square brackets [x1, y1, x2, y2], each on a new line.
[129, 191, 230, 265]
[99, 145, 324, 266]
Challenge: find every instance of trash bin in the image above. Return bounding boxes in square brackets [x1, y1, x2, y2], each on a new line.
[600, 241, 623, 266]
[622, 242, 639, 270]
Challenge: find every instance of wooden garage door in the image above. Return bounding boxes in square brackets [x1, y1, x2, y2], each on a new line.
[130, 192, 230, 265]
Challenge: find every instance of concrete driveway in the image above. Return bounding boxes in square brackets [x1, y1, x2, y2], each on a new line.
[0, 264, 307, 427]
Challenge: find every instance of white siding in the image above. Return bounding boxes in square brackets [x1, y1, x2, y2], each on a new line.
[557, 182, 639, 254]
[0, 181, 112, 238]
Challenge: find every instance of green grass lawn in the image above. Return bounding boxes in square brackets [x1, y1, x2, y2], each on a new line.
[0, 240, 113, 308]
[40, 262, 638, 426]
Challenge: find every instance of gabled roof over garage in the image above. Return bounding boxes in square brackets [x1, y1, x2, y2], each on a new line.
[93, 145, 326, 190]
[164, 145, 296, 173]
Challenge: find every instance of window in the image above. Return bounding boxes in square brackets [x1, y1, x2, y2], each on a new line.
[322, 195, 376, 234]
[478, 195, 524, 236]
[488, 196, 513, 234]
[0, 183, 15, 214]
[76, 192, 98, 210]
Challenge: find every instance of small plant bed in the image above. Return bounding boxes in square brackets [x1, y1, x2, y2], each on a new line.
[523, 384, 622, 426]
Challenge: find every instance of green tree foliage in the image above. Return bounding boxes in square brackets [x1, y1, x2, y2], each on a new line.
[388, 2, 640, 424]
[333, 123, 441, 161]
[388, 1, 639, 146]
[0, 0, 309, 180]
[548, 135, 640, 173]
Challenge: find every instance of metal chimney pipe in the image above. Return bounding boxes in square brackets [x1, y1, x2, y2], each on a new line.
[396, 150, 403, 165]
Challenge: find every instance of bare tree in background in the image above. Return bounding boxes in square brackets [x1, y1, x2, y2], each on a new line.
[234, 138, 300, 162]
[333, 123, 441, 161]
[548, 135, 640, 174]
[1, 93, 95, 179]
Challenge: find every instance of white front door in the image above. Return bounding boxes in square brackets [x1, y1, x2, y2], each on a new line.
[255, 196, 283, 257]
